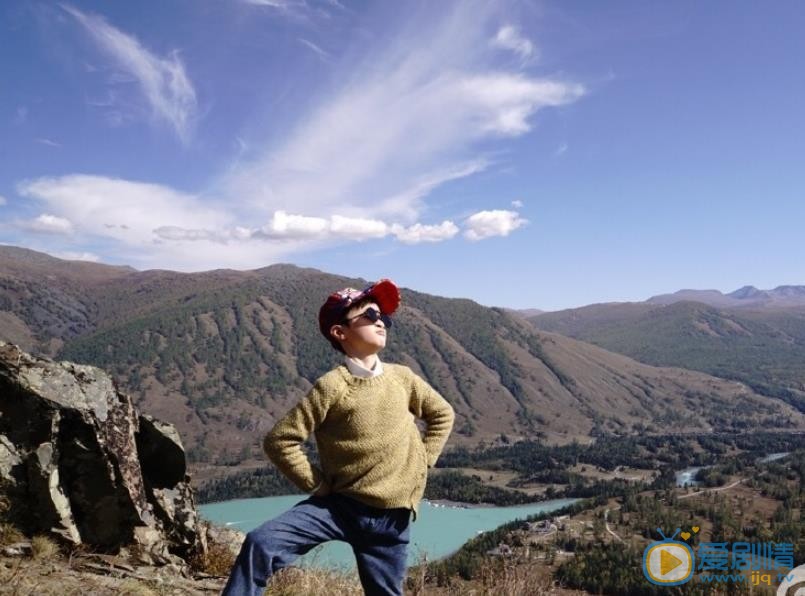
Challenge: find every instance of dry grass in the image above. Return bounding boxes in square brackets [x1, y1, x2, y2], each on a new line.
[116, 579, 159, 596]
[1, 558, 62, 596]
[189, 541, 236, 576]
[0, 522, 25, 546]
[264, 566, 364, 596]
[415, 558, 568, 596]
[30, 535, 60, 560]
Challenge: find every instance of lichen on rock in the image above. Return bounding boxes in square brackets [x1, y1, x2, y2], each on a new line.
[0, 341, 224, 568]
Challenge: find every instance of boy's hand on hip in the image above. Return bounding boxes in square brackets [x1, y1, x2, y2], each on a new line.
[313, 480, 331, 497]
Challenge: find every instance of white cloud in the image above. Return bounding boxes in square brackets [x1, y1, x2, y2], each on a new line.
[154, 211, 459, 246]
[0, 195, 6, 206]
[511, 199, 523, 208]
[555, 142, 568, 156]
[15, 175, 469, 268]
[491, 25, 536, 62]
[18, 175, 223, 244]
[51, 251, 101, 262]
[35, 138, 62, 148]
[260, 211, 329, 239]
[464, 209, 527, 241]
[329, 215, 388, 240]
[16, 175, 254, 269]
[23, 214, 75, 235]
[461, 74, 584, 136]
[63, 5, 197, 142]
[391, 221, 458, 244]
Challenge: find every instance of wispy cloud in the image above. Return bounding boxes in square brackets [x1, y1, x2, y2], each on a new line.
[0, 195, 7, 206]
[491, 25, 536, 62]
[223, 3, 584, 226]
[241, 0, 319, 23]
[243, 0, 296, 7]
[62, 5, 197, 142]
[555, 142, 568, 156]
[464, 209, 527, 241]
[375, 160, 490, 220]
[298, 38, 330, 60]
[13, 106, 28, 126]
[17, 4, 577, 270]
[511, 199, 523, 208]
[35, 138, 62, 148]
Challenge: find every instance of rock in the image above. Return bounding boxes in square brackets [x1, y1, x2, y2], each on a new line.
[0, 341, 206, 564]
[2, 541, 32, 556]
[203, 521, 245, 558]
[0, 434, 21, 483]
[137, 415, 186, 488]
[25, 442, 81, 543]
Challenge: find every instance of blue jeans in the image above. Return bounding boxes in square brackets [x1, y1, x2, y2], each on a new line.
[222, 494, 411, 596]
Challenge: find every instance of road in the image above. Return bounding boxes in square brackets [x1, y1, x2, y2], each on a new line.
[678, 478, 743, 500]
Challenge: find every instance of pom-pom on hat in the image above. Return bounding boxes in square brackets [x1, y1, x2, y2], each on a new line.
[318, 279, 401, 341]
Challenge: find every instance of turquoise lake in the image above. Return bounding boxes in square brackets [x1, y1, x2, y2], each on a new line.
[200, 496, 578, 569]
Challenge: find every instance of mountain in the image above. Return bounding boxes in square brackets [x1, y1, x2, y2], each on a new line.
[647, 284, 805, 308]
[529, 300, 805, 413]
[2, 246, 803, 468]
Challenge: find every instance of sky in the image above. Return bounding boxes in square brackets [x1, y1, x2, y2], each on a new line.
[1, 1, 804, 311]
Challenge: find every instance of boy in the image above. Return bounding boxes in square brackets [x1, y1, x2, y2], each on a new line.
[223, 279, 455, 596]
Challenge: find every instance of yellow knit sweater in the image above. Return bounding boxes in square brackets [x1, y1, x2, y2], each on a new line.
[263, 363, 455, 516]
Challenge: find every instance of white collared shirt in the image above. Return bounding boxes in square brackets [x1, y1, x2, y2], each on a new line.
[344, 355, 384, 378]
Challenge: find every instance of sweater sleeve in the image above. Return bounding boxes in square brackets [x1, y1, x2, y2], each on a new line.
[263, 379, 332, 493]
[407, 369, 455, 468]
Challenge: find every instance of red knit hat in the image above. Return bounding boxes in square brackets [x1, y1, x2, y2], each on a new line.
[318, 279, 401, 341]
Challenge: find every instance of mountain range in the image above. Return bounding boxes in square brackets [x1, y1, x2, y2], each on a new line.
[528, 297, 805, 414]
[647, 285, 805, 308]
[1, 245, 803, 469]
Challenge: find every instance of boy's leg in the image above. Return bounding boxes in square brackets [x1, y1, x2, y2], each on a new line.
[222, 496, 347, 596]
[348, 504, 411, 596]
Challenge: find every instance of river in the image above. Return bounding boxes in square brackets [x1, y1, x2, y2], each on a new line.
[200, 495, 578, 569]
[675, 452, 790, 487]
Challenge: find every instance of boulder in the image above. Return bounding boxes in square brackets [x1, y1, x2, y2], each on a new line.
[0, 341, 206, 563]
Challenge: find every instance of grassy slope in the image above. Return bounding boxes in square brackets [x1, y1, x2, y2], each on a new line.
[531, 301, 805, 412]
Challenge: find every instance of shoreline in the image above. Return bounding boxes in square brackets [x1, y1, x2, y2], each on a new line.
[423, 496, 577, 510]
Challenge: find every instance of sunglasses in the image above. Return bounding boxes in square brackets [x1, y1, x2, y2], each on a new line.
[344, 307, 393, 328]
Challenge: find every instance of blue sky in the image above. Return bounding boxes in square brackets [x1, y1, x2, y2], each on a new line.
[1, 1, 804, 311]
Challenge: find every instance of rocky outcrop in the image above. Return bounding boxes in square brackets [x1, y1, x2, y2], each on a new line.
[0, 342, 215, 565]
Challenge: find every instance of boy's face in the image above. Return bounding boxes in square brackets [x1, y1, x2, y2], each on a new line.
[330, 301, 388, 356]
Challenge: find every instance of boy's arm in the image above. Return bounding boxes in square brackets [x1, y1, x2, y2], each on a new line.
[263, 381, 331, 494]
[408, 370, 455, 468]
